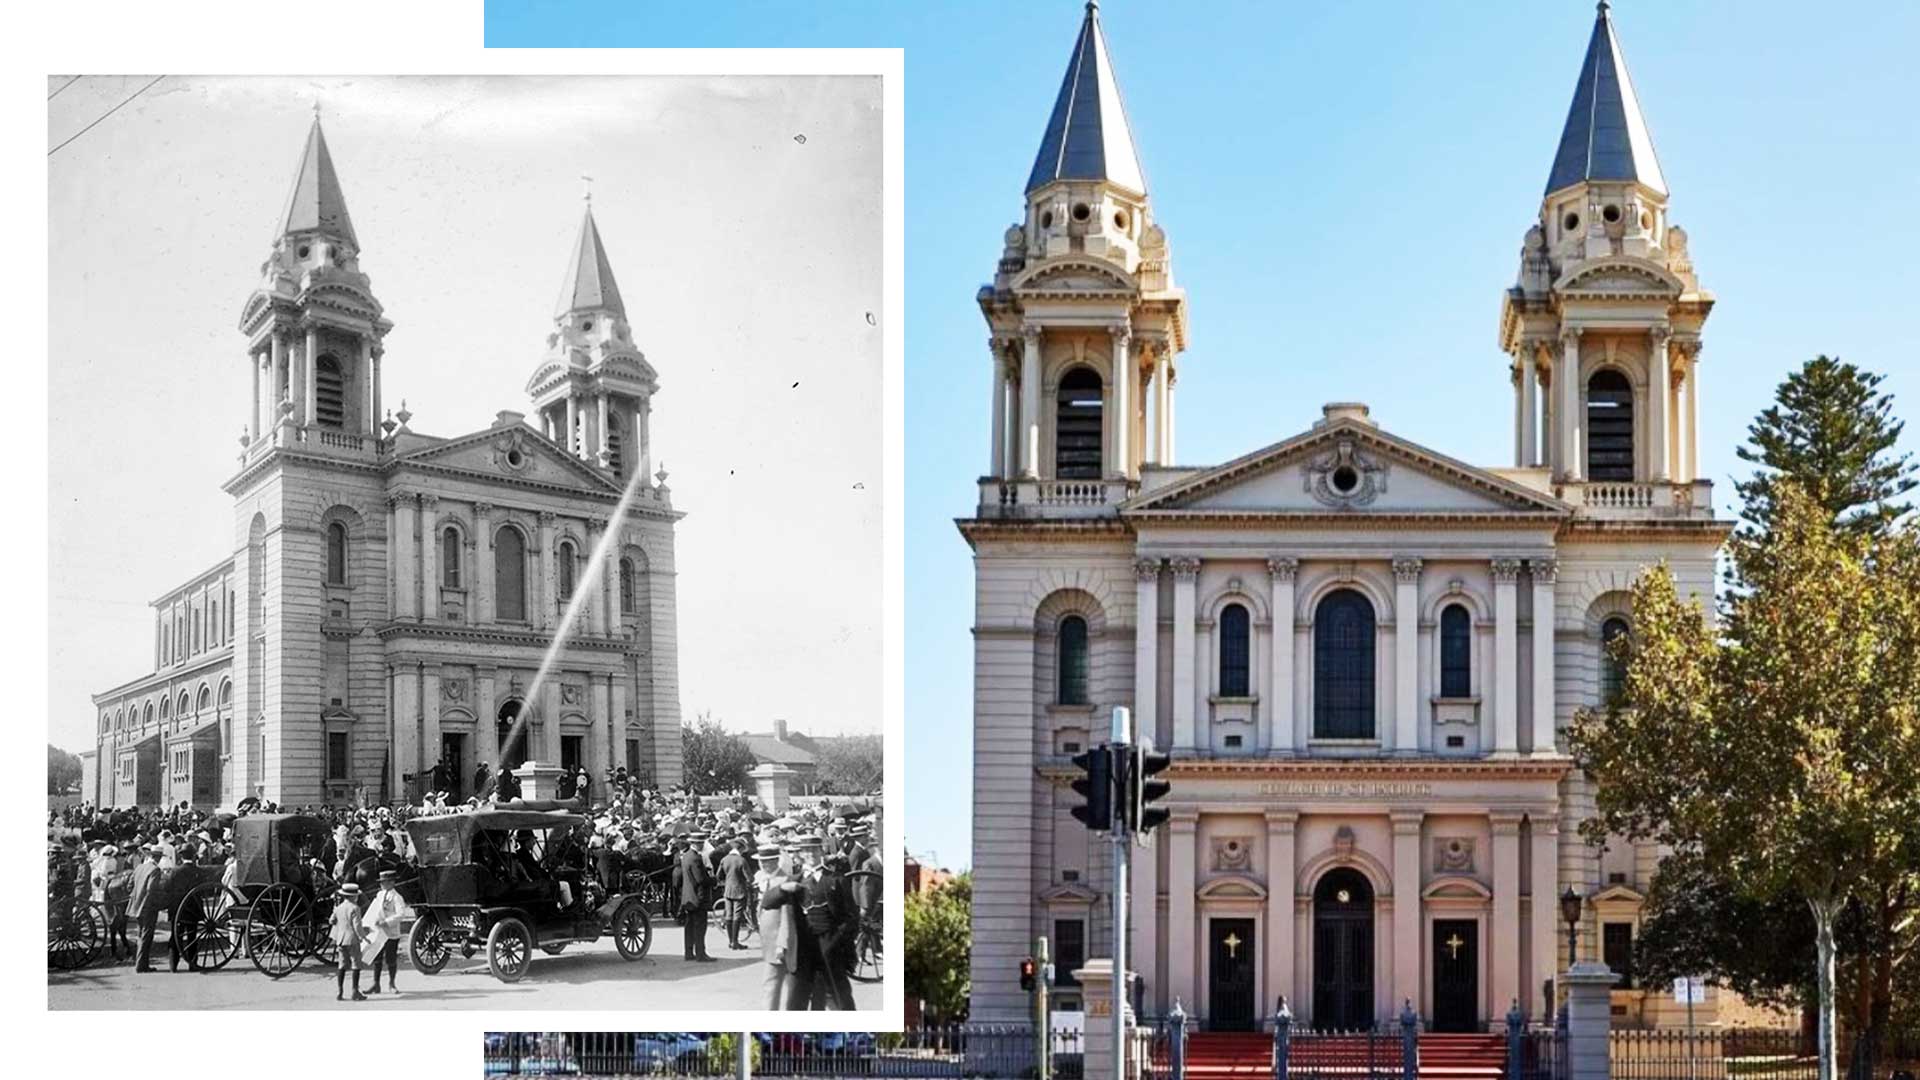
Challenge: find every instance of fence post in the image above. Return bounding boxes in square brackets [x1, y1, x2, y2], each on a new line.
[1403, 999, 1420, 1080]
[1507, 1000, 1525, 1080]
[1171, 999, 1188, 1080]
[1560, 962, 1618, 1080]
[1274, 996, 1293, 1080]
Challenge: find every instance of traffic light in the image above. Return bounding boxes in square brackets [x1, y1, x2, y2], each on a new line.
[1069, 746, 1112, 831]
[1128, 745, 1173, 833]
[1020, 956, 1037, 992]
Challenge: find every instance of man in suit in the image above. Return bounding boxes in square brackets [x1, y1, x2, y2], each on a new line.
[753, 840, 796, 1008]
[128, 844, 163, 973]
[718, 838, 753, 950]
[772, 833, 855, 1009]
[675, 832, 715, 962]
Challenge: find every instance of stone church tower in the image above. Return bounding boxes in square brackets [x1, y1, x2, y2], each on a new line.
[92, 115, 685, 809]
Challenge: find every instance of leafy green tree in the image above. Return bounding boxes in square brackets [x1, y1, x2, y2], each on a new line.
[815, 733, 884, 795]
[680, 713, 755, 795]
[906, 872, 972, 1022]
[48, 744, 82, 796]
[1569, 486, 1920, 1080]
[1735, 357, 1916, 538]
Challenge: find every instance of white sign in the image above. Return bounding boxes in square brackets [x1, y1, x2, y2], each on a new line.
[1672, 976, 1706, 1004]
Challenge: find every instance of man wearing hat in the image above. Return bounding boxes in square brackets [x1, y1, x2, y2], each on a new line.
[330, 882, 369, 1001]
[753, 839, 797, 1008]
[769, 832, 856, 1009]
[718, 836, 753, 951]
[127, 843, 163, 973]
[673, 831, 715, 962]
[362, 868, 414, 994]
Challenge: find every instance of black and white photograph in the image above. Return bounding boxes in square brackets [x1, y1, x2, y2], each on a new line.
[46, 73, 890, 1012]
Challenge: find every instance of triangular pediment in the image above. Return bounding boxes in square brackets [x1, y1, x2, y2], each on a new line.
[1126, 419, 1568, 519]
[397, 423, 622, 494]
[1011, 257, 1135, 296]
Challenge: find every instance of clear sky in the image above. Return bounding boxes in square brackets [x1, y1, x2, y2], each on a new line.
[48, 75, 883, 757]
[522, 2, 1910, 874]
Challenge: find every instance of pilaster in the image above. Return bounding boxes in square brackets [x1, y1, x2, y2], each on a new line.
[1020, 325, 1042, 479]
[1391, 810, 1424, 1015]
[1490, 811, 1524, 1018]
[1558, 329, 1582, 481]
[1134, 559, 1161, 747]
[421, 494, 440, 621]
[1167, 811, 1199, 1011]
[1393, 558, 1421, 754]
[1266, 810, 1299, 1015]
[1267, 557, 1297, 754]
[1530, 560, 1558, 755]
[1491, 558, 1521, 754]
[1647, 326, 1671, 482]
[1170, 558, 1200, 751]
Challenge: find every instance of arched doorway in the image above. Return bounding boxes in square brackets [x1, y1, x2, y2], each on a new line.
[496, 698, 531, 770]
[1312, 867, 1375, 1030]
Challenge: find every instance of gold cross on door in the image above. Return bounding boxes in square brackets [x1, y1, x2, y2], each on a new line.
[1223, 932, 1242, 958]
[1445, 932, 1465, 959]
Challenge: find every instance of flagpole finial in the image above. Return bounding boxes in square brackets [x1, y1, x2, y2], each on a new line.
[582, 174, 594, 204]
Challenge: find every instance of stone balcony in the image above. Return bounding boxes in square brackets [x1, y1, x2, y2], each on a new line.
[975, 477, 1135, 520]
[1558, 478, 1717, 520]
[242, 422, 382, 467]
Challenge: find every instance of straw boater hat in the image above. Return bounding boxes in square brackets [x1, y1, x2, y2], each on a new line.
[378, 869, 400, 885]
[339, 883, 362, 898]
[755, 841, 782, 860]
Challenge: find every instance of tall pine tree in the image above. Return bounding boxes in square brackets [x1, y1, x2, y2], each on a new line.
[1735, 357, 1916, 537]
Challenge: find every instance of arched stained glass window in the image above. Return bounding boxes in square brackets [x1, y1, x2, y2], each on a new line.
[1440, 603, 1472, 698]
[1219, 603, 1250, 697]
[495, 527, 527, 621]
[1057, 615, 1090, 706]
[1313, 589, 1376, 739]
[619, 557, 637, 615]
[557, 541, 577, 610]
[443, 528, 462, 588]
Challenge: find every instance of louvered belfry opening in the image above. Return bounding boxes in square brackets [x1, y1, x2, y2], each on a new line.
[315, 354, 347, 429]
[1586, 368, 1635, 480]
[605, 412, 625, 478]
[1055, 366, 1104, 479]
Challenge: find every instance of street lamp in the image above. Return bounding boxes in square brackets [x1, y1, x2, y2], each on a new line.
[1560, 886, 1583, 969]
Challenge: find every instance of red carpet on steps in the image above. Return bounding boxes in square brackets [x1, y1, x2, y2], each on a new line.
[1181, 1032, 1508, 1080]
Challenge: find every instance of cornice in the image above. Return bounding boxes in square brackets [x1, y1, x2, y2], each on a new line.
[92, 647, 236, 704]
[1033, 756, 1575, 783]
[955, 517, 1135, 546]
[375, 620, 641, 654]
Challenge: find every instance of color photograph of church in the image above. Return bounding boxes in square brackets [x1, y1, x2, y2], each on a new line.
[961, 3, 1728, 1033]
[52, 76, 884, 814]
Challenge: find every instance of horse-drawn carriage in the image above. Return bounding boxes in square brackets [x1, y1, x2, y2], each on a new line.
[402, 809, 653, 983]
[47, 848, 108, 972]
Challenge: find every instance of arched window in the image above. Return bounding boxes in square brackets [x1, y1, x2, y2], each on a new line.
[442, 528, 462, 588]
[177, 691, 190, 717]
[619, 557, 637, 614]
[197, 686, 212, 713]
[1586, 369, 1635, 481]
[557, 541, 577, 609]
[1057, 615, 1090, 705]
[158, 697, 169, 720]
[326, 521, 348, 585]
[1600, 616, 1632, 702]
[144, 702, 154, 728]
[1314, 589, 1376, 739]
[495, 526, 527, 621]
[1219, 603, 1251, 697]
[1055, 367, 1104, 480]
[220, 681, 232, 707]
[314, 354, 346, 429]
[1439, 603, 1472, 698]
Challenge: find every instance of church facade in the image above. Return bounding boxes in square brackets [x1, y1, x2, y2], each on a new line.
[84, 117, 685, 811]
[963, 5, 1728, 1032]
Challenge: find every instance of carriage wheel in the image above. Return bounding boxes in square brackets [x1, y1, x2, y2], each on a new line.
[244, 883, 312, 978]
[850, 925, 883, 983]
[613, 897, 652, 961]
[486, 917, 533, 983]
[176, 883, 242, 972]
[47, 899, 101, 972]
[407, 912, 450, 975]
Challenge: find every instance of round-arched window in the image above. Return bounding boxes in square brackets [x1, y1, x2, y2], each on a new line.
[1219, 603, 1250, 697]
[495, 526, 527, 621]
[1439, 604, 1472, 698]
[1057, 615, 1090, 706]
[1055, 367, 1104, 480]
[1314, 589, 1377, 739]
[1600, 616, 1632, 702]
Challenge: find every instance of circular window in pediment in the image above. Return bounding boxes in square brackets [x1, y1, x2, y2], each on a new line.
[1331, 465, 1360, 494]
[506, 449, 525, 469]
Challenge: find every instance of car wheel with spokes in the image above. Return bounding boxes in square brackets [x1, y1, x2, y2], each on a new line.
[486, 917, 532, 983]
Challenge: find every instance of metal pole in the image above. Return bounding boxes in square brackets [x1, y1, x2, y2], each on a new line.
[738, 1031, 751, 1080]
[1037, 934, 1053, 1080]
[1113, 706, 1133, 1080]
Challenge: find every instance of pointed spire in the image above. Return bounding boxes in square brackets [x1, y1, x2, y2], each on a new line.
[1025, 0, 1146, 195]
[1545, 1, 1666, 197]
[279, 114, 358, 247]
[555, 202, 626, 318]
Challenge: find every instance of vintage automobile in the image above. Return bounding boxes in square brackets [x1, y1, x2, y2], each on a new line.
[403, 809, 653, 982]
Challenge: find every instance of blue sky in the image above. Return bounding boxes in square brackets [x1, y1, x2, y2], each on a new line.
[488, 1, 1920, 874]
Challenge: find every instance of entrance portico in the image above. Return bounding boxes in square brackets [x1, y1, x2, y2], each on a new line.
[1133, 760, 1566, 1031]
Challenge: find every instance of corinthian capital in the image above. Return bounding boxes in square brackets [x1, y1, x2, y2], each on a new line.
[1392, 557, 1423, 584]
[1532, 559, 1559, 586]
[1021, 324, 1042, 348]
[1134, 558, 1162, 583]
[1490, 557, 1524, 583]
[1110, 321, 1133, 349]
[1266, 556, 1299, 583]
[1649, 325, 1672, 347]
[1169, 557, 1202, 581]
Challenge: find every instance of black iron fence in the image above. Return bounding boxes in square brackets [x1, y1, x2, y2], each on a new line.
[482, 1027, 1086, 1079]
[1609, 1027, 1920, 1080]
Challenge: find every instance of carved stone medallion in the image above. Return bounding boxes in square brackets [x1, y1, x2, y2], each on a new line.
[1434, 836, 1476, 874]
[1304, 437, 1388, 508]
[1212, 836, 1253, 872]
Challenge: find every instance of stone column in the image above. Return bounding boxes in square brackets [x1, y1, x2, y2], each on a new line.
[1267, 558, 1298, 754]
[595, 392, 610, 466]
[542, 679, 563, 764]
[1076, 959, 1135, 1080]
[1391, 811, 1424, 1016]
[474, 503, 495, 624]
[1393, 558, 1421, 754]
[597, 517, 617, 633]
[384, 494, 399, 618]
[1020, 325, 1042, 478]
[1170, 558, 1201, 750]
[1521, 345, 1540, 467]
[477, 668, 498, 769]
[537, 511, 558, 631]
[1131, 805, 1161, 1011]
[750, 762, 796, 812]
[303, 325, 318, 427]
[1647, 326, 1671, 482]
[421, 495, 440, 621]
[611, 675, 630, 774]
[1152, 352, 1171, 466]
[1559, 329, 1583, 481]
[637, 399, 652, 484]
[422, 666, 442, 794]
[1530, 560, 1558, 754]
[393, 493, 418, 621]
[1686, 346, 1701, 482]
[249, 348, 263, 439]
[1491, 812, 1524, 1017]
[1111, 323, 1133, 479]
[1168, 812, 1199, 1010]
[1165, 371, 1176, 464]
[392, 664, 419, 804]
[369, 343, 382, 435]
[361, 338, 375, 434]
[1135, 559, 1160, 747]
[564, 394, 578, 457]
[989, 339, 1009, 479]
[1529, 813, 1561, 1019]
[270, 334, 288, 431]
[1266, 810, 1298, 1013]
[1512, 365, 1524, 467]
[589, 674, 611, 789]
[1491, 558, 1521, 754]
[584, 519, 606, 635]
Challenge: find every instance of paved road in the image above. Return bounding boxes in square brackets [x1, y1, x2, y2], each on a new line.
[49, 923, 883, 1011]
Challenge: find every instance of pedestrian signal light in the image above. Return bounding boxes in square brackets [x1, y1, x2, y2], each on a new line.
[1020, 956, 1037, 992]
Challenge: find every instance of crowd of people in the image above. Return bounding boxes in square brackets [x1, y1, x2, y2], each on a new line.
[48, 764, 884, 1010]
